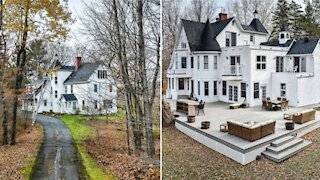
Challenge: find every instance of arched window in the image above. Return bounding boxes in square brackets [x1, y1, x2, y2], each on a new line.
[280, 33, 285, 39]
[286, 33, 289, 38]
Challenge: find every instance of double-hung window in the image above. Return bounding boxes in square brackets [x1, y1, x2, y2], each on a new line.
[280, 83, 286, 97]
[190, 56, 194, 69]
[204, 81, 209, 96]
[181, 57, 187, 69]
[222, 81, 227, 95]
[226, 32, 237, 47]
[213, 56, 218, 69]
[203, 56, 208, 69]
[254, 83, 259, 99]
[213, 81, 217, 95]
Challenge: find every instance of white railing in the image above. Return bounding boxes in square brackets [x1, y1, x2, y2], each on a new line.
[223, 65, 242, 76]
[167, 69, 192, 77]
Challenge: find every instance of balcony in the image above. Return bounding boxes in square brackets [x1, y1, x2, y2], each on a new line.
[222, 65, 243, 81]
[166, 69, 192, 78]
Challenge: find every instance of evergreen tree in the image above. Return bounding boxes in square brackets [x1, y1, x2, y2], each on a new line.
[313, 0, 320, 24]
[270, 0, 290, 39]
[289, 1, 303, 39]
[301, 1, 320, 38]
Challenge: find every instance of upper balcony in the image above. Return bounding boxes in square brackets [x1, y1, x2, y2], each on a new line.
[221, 65, 243, 81]
[166, 69, 192, 78]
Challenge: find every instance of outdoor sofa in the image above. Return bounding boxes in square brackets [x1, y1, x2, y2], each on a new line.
[227, 120, 276, 142]
[292, 109, 316, 124]
[229, 97, 246, 109]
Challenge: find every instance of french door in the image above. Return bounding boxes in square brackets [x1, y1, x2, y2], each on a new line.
[228, 85, 238, 102]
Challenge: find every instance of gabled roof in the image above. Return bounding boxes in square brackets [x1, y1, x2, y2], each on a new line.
[196, 19, 221, 51]
[64, 63, 101, 84]
[181, 17, 234, 51]
[260, 39, 293, 47]
[61, 94, 77, 101]
[287, 39, 319, 55]
[247, 18, 268, 34]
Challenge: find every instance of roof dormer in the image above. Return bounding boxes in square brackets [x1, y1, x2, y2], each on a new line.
[279, 26, 290, 44]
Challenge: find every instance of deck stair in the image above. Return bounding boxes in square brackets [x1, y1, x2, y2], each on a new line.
[262, 135, 311, 163]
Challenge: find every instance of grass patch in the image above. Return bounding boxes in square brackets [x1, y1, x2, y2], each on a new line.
[22, 156, 37, 180]
[61, 115, 116, 180]
[94, 108, 126, 122]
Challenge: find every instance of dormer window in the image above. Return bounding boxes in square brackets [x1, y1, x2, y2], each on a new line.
[181, 43, 187, 48]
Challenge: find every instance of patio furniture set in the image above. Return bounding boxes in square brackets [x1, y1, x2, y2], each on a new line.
[178, 98, 317, 142]
[227, 120, 276, 142]
[262, 97, 289, 111]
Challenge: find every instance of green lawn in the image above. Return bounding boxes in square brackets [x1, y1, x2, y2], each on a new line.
[60, 115, 116, 180]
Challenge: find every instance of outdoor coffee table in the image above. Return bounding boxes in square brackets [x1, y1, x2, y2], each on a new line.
[220, 123, 228, 132]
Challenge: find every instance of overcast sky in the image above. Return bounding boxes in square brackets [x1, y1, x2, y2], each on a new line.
[65, 0, 307, 46]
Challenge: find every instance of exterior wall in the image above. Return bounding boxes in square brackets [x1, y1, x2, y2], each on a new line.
[215, 20, 268, 48]
[25, 64, 118, 115]
[167, 18, 320, 108]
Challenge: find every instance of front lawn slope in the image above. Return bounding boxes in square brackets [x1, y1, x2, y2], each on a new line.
[60, 115, 116, 180]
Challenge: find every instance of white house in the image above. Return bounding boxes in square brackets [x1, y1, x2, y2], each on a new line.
[166, 12, 320, 107]
[23, 57, 117, 114]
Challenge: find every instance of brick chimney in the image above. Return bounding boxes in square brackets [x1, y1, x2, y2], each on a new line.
[219, 13, 228, 21]
[75, 57, 81, 71]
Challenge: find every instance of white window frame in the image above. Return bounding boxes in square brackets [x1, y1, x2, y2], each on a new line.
[280, 83, 286, 97]
[254, 83, 259, 99]
[213, 56, 218, 69]
[204, 81, 209, 96]
[256, 55, 266, 70]
[203, 56, 208, 69]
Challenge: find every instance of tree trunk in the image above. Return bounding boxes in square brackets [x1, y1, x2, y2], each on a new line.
[11, 3, 29, 145]
[0, 0, 9, 145]
[112, 0, 136, 154]
[137, 0, 155, 158]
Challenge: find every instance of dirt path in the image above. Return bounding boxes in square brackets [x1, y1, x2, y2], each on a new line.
[31, 115, 84, 180]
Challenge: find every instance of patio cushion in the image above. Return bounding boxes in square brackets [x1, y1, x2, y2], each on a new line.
[301, 109, 314, 114]
[250, 123, 262, 129]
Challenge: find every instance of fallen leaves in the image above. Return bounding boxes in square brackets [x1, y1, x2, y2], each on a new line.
[85, 121, 160, 180]
[163, 126, 320, 179]
[0, 123, 43, 180]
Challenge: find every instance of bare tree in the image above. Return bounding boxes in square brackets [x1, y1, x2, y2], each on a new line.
[80, 0, 159, 158]
[185, 0, 218, 22]
[226, 0, 276, 31]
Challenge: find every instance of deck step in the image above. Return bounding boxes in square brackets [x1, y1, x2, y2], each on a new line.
[267, 138, 303, 154]
[271, 135, 295, 147]
[263, 140, 311, 163]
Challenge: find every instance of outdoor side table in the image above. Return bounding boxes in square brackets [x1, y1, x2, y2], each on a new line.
[220, 123, 228, 132]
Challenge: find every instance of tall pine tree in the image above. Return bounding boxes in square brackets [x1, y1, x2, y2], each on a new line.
[300, 1, 320, 39]
[289, 1, 303, 39]
[270, 0, 290, 39]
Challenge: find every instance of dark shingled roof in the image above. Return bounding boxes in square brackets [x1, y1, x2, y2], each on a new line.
[248, 18, 268, 34]
[181, 17, 234, 51]
[64, 63, 100, 84]
[60, 65, 74, 70]
[51, 60, 74, 71]
[287, 39, 319, 55]
[61, 94, 77, 101]
[196, 19, 221, 51]
[260, 39, 293, 47]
